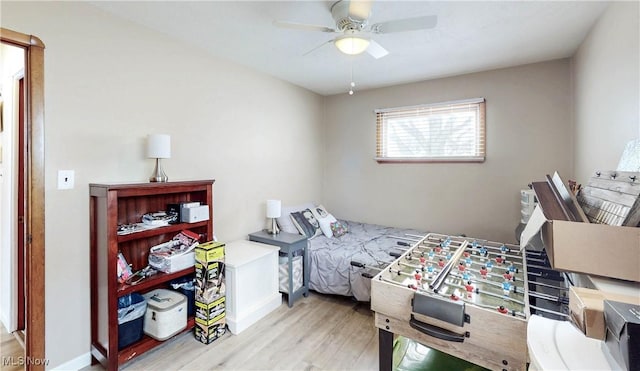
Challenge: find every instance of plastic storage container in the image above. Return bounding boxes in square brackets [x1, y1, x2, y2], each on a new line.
[521, 189, 536, 223]
[143, 289, 187, 341]
[170, 276, 195, 317]
[117, 293, 147, 350]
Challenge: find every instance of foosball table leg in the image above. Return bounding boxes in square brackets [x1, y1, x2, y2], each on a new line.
[379, 328, 394, 371]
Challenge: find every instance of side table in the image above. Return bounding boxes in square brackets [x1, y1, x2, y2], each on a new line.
[248, 230, 309, 307]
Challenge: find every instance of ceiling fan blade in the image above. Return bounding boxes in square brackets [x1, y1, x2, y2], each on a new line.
[348, 0, 372, 20]
[366, 39, 389, 59]
[273, 20, 336, 33]
[303, 39, 334, 56]
[370, 15, 437, 34]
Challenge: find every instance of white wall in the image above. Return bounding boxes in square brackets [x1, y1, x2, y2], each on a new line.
[572, 1, 639, 183]
[2, 2, 323, 368]
[323, 60, 572, 243]
[0, 43, 24, 332]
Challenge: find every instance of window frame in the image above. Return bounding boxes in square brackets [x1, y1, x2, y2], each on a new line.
[375, 98, 486, 163]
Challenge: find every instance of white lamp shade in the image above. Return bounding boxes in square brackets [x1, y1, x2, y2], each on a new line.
[266, 199, 281, 218]
[147, 134, 171, 159]
[335, 35, 370, 55]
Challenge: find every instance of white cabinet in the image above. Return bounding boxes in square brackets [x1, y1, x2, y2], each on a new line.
[225, 240, 282, 334]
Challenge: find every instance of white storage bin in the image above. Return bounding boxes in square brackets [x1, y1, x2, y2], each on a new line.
[148, 241, 196, 273]
[143, 289, 187, 341]
[279, 255, 302, 294]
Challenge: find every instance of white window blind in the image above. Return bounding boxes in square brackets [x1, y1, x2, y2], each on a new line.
[375, 98, 486, 163]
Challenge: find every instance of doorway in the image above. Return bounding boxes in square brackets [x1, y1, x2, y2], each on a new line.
[0, 28, 46, 371]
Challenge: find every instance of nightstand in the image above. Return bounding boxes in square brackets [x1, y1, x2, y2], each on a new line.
[248, 230, 309, 307]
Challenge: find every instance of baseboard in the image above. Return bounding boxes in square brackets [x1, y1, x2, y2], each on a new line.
[228, 293, 282, 335]
[51, 352, 91, 371]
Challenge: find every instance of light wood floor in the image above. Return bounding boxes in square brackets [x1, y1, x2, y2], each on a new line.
[84, 292, 379, 370]
[1, 322, 25, 371]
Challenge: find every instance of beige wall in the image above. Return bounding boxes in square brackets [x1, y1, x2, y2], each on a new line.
[323, 60, 572, 243]
[2, 2, 323, 368]
[572, 1, 639, 182]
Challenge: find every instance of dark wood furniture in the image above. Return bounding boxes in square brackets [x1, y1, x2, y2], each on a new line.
[90, 180, 214, 371]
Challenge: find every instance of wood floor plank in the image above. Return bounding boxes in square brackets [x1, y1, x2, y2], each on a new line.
[1, 323, 24, 371]
[83, 292, 379, 370]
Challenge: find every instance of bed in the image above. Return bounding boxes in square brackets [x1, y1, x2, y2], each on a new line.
[306, 220, 426, 302]
[277, 203, 427, 302]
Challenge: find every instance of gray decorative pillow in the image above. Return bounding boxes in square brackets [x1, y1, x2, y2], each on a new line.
[290, 211, 321, 239]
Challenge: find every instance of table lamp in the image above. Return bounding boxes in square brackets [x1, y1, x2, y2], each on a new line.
[266, 199, 281, 235]
[147, 134, 171, 182]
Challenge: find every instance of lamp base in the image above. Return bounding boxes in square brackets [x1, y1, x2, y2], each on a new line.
[149, 158, 168, 183]
[268, 218, 279, 236]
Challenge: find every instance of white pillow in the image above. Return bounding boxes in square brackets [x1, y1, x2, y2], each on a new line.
[311, 205, 337, 238]
[277, 202, 315, 234]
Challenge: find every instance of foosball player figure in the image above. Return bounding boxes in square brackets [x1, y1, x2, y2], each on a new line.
[480, 266, 488, 277]
[503, 270, 513, 281]
[426, 264, 435, 278]
[495, 255, 504, 265]
[438, 258, 445, 268]
[464, 281, 474, 298]
[502, 281, 512, 295]
[497, 305, 509, 314]
[458, 261, 466, 272]
[486, 261, 494, 272]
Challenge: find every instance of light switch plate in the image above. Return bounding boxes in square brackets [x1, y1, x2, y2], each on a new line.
[57, 170, 74, 190]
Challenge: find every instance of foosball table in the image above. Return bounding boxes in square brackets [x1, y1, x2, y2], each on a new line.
[371, 232, 571, 371]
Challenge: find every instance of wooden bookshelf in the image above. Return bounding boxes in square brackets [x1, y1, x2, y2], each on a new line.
[89, 180, 214, 371]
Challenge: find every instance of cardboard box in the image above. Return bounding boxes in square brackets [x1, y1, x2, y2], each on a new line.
[195, 241, 225, 304]
[195, 296, 225, 322]
[603, 300, 640, 371]
[569, 286, 640, 340]
[194, 311, 227, 345]
[521, 205, 640, 282]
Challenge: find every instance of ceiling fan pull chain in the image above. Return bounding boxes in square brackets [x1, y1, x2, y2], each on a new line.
[349, 60, 356, 95]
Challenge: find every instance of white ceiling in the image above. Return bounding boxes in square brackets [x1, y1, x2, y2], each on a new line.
[89, 1, 609, 96]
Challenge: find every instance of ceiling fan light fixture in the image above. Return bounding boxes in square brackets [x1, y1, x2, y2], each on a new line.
[334, 35, 370, 55]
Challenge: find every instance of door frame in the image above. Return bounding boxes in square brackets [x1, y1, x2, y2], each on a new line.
[0, 27, 46, 371]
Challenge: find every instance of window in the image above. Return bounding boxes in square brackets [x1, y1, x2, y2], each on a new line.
[375, 98, 486, 163]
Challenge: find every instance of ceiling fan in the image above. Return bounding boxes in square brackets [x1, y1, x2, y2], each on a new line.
[273, 0, 437, 59]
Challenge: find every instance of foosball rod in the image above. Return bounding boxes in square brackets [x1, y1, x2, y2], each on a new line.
[350, 261, 391, 278]
[529, 304, 570, 319]
[528, 291, 569, 305]
[404, 248, 524, 273]
[448, 272, 524, 294]
[409, 244, 525, 268]
[423, 237, 521, 254]
[446, 280, 526, 306]
[400, 253, 525, 290]
[527, 280, 568, 291]
[389, 235, 422, 242]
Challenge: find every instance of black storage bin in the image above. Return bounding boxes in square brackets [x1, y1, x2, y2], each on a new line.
[117, 293, 146, 350]
[170, 276, 195, 317]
